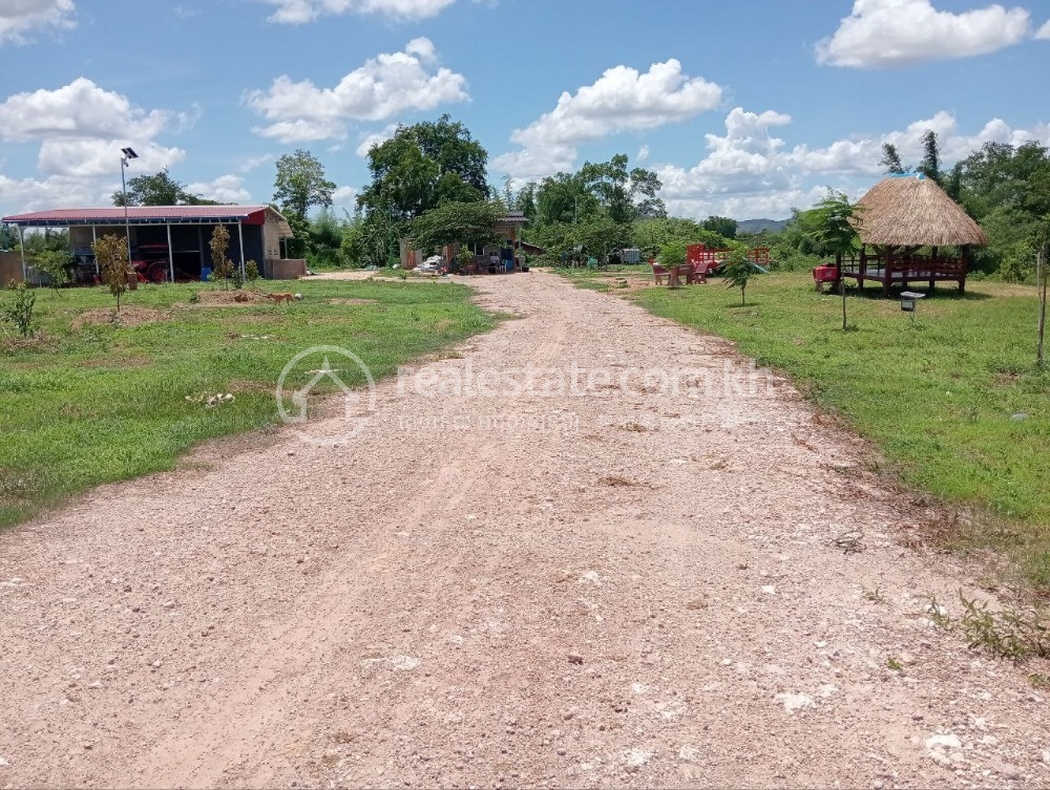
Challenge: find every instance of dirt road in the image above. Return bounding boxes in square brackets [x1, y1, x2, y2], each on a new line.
[1, 271, 1047, 788]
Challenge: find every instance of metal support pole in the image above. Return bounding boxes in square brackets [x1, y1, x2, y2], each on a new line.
[121, 157, 132, 267]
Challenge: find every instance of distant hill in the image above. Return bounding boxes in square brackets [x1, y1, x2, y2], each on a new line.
[737, 218, 789, 234]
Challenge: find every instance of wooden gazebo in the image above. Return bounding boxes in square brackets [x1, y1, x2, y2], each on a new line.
[840, 174, 987, 296]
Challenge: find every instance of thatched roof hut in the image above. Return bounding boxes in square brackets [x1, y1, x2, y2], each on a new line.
[852, 174, 987, 248]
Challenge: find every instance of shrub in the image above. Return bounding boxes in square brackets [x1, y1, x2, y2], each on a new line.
[1, 281, 36, 337]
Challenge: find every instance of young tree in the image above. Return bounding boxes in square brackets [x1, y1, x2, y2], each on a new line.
[721, 249, 763, 305]
[208, 225, 235, 290]
[806, 190, 861, 330]
[93, 234, 130, 312]
[30, 249, 72, 295]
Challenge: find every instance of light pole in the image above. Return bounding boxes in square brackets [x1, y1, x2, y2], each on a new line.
[120, 147, 138, 266]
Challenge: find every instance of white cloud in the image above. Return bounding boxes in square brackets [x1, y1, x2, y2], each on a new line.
[636, 144, 650, 163]
[653, 106, 1050, 220]
[816, 0, 1031, 68]
[0, 78, 176, 142]
[255, 0, 456, 24]
[355, 124, 399, 157]
[511, 59, 721, 150]
[494, 58, 722, 179]
[0, 0, 75, 45]
[246, 38, 469, 143]
[0, 173, 113, 214]
[1036, 19, 1050, 39]
[187, 174, 252, 204]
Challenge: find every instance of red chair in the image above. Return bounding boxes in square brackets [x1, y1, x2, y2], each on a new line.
[687, 261, 709, 284]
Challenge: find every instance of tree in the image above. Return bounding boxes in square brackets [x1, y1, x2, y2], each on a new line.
[410, 201, 502, 253]
[702, 215, 738, 240]
[208, 225, 235, 290]
[721, 249, 763, 306]
[30, 249, 72, 295]
[879, 143, 907, 175]
[112, 169, 212, 206]
[578, 154, 663, 226]
[806, 190, 861, 330]
[273, 149, 336, 222]
[93, 234, 130, 312]
[357, 114, 488, 226]
[917, 130, 941, 183]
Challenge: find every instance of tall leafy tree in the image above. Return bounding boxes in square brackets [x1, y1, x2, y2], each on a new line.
[879, 143, 907, 175]
[273, 149, 336, 222]
[112, 169, 213, 206]
[701, 215, 738, 239]
[917, 130, 941, 183]
[410, 201, 501, 252]
[578, 154, 663, 225]
[358, 114, 488, 224]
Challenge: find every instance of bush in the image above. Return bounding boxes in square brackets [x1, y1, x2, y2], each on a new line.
[1, 281, 36, 337]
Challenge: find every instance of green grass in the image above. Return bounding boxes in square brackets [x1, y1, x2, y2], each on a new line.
[0, 278, 495, 528]
[570, 270, 1050, 590]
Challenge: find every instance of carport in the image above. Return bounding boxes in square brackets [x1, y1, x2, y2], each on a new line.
[1, 205, 300, 283]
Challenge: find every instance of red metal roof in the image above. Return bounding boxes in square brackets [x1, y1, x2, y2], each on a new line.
[1, 205, 288, 229]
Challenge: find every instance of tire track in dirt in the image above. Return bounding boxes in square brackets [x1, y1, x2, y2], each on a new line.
[1, 271, 1048, 789]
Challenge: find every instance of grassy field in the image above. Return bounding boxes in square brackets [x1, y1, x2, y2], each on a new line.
[560, 266, 1050, 591]
[0, 276, 495, 528]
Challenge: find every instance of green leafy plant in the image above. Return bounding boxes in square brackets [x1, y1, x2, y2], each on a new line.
[721, 249, 763, 305]
[245, 259, 260, 283]
[958, 592, 1048, 662]
[31, 249, 72, 295]
[1, 281, 36, 338]
[208, 225, 234, 290]
[92, 234, 130, 313]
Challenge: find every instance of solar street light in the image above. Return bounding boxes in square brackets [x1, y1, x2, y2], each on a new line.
[120, 147, 139, 267]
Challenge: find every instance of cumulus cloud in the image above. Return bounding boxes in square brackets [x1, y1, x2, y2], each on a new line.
[512, 59, 721, 150]
[653, 106, 1050, 220]
[355, 124, 399, 157]
[0, 78, 186, 183]
[0, 173, 101, 214]
[816, 0, 1031, 68]
[254, 0, 456, 24]
[493, 58, 722, 179]
[186, 174, 252, 204]
[246, 38, 469, 143]
[0, 78, 177, 143]
[0, 0, 75, 45]
[1035, 19, 1050, 38]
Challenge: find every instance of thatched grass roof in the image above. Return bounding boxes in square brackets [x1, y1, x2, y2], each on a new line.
[853, 175, 987, 247]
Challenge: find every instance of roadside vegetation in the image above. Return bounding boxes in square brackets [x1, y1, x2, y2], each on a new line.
[0, 277, 494, 529]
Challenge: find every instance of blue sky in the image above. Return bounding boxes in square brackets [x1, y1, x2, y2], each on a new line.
[1, 0, 1048, 222]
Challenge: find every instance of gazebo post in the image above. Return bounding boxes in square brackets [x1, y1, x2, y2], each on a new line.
[930, 246, 938, 292]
